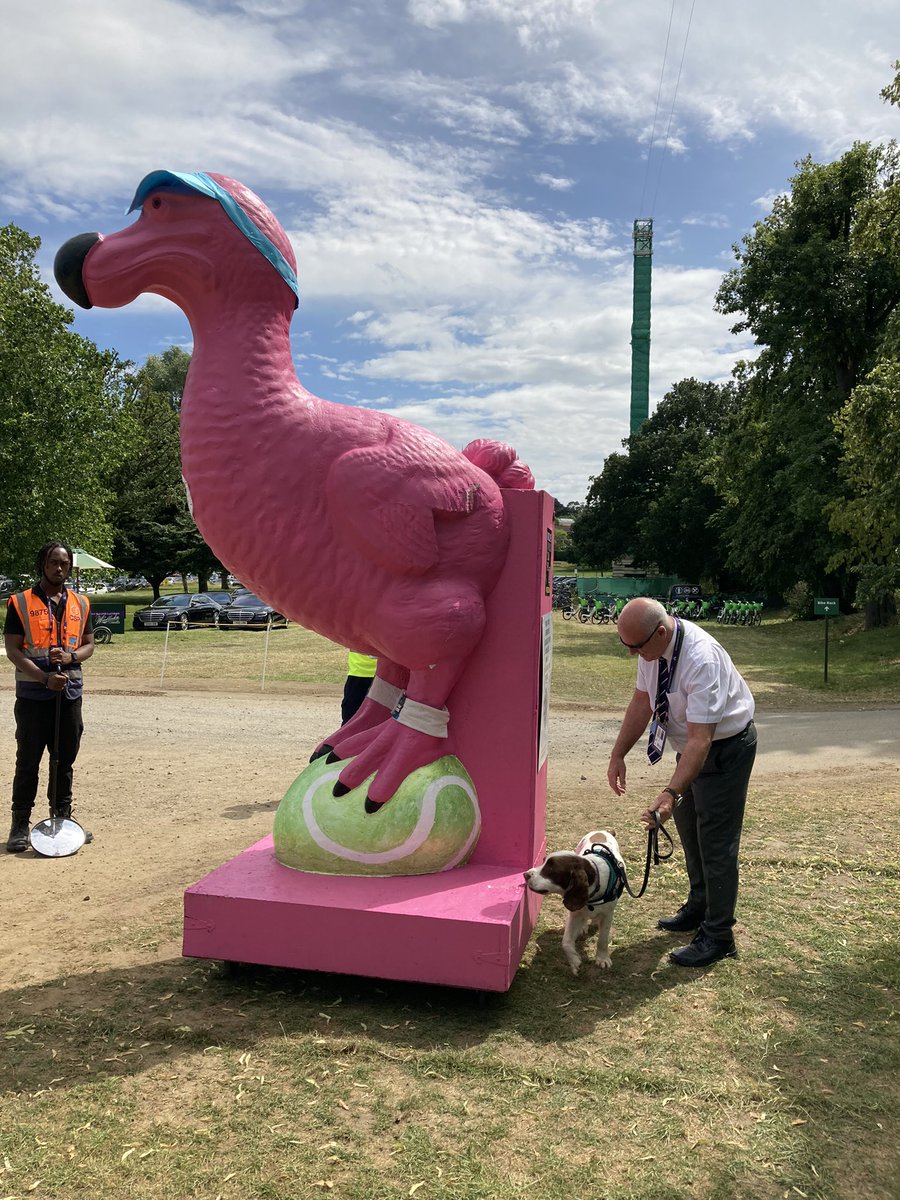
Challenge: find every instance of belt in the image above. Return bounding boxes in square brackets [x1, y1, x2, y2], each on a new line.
[713, 719, 754, 746]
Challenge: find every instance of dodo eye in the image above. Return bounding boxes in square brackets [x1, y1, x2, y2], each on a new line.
[151, 196, 162, 210]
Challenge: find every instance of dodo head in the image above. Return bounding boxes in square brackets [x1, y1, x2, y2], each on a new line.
[54, 170, 299, 314]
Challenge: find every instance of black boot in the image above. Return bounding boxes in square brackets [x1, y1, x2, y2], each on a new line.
[657, 903, 704, 933]
[6, 812, 31, 853]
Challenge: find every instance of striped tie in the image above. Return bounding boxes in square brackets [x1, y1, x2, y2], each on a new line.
[647, 656, 669, 764]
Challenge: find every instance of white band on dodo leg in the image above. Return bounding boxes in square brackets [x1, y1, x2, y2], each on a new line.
[367, 677, 404, 711]
[392, 697, 450, 738]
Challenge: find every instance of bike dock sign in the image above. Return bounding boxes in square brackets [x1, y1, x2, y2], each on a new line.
[814, 598, 839, 683]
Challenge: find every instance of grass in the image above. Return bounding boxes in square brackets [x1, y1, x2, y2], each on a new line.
[3, 775, 898, 1199]
[89, 594, 900, 709]
[2, 605, 899, 1198]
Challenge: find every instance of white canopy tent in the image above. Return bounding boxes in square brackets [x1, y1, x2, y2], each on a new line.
[71, 548, 116, 592]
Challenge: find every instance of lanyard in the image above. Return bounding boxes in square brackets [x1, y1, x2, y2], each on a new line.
[654, 618, 684, 721]
[41, 590, 67, 647]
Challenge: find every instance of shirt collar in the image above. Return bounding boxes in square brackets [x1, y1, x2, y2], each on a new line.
[661, 621, 677, 663]
[34, 583, 68, 606]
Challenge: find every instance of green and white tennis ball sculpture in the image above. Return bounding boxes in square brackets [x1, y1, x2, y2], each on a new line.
[273, 754, 481, 876]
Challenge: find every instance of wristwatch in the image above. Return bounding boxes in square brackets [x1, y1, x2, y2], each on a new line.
[69, 651, 77, 665]
[662, 786, 681, 802]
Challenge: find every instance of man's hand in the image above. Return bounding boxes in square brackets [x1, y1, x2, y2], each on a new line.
[607, 754, 627, 795]
[49, 647, 68, 666]
[640, 790, 675, 829]
[46, 672, 66, 692]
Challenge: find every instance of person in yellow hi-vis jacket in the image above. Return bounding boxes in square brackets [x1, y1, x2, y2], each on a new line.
[342, 651, 377, 725]
[4, 542, 96, 852]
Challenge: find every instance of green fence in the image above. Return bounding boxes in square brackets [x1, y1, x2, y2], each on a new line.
[572, 576, 681, 598]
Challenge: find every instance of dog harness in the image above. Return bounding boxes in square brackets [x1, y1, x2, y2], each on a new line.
[582, 843, 625, 910]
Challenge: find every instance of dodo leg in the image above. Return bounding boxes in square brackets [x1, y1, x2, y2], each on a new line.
[311, 661, 409, 761]
[333, 656, 467, 808]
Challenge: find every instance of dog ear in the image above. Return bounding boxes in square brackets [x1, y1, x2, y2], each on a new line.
[563, 862, 590, 912]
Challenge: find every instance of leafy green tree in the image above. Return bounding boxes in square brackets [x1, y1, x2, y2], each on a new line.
[0, 224, 133, 579]
[571, 379, 738, 586]
[713, 144, 900, 599]
[111, 347, 226, 599]
[880, 59, 900, 109]
[829, 361, 900, 626]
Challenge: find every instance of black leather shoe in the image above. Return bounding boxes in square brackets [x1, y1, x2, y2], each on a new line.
[670, 932, 737, 968]
[6, 814, 31, 853]
[657, 904, 704, 933]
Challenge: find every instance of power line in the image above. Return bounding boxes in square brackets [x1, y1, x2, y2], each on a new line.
[638, 0, 677, 218]
[650, 0, 697, 217]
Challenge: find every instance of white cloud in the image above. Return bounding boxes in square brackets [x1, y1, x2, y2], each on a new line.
[753, 189, 787, 213]
[535, 172, 574, 191]
[682, 212, 730, 229]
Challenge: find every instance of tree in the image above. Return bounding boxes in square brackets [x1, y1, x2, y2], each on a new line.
[111, 347, 226, 599]
[571, 379, 738, 585]
[713, 143, 900, 598]
[0, 225, 133, 579]
[880, 59, 900, 109]
[829, 361, 900, 627]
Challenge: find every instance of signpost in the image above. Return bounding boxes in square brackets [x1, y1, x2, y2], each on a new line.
[814, 598, 839, 683]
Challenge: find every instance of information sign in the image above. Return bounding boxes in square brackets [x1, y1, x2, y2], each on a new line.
[814, 598, 839, 616]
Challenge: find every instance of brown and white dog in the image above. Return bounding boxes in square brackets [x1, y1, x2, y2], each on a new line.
[524, 830, 624, 975]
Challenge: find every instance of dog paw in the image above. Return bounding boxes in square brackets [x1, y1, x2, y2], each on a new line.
[565, 956, 581, 976]
[595, 953, 612, 970]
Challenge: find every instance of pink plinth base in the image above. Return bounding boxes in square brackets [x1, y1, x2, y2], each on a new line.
[184, 835, 541, 991]
[183, 489, 553, 991]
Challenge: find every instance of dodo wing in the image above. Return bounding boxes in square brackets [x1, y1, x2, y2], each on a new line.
[325, 440, 478, 576]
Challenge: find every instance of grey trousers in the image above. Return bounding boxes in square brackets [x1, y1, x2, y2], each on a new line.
[673, 721, 757, 942]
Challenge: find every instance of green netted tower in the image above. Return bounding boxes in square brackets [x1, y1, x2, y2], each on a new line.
[629, 218, 653, 434]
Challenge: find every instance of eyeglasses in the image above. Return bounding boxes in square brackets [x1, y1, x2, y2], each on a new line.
[619, 623, 663, 651]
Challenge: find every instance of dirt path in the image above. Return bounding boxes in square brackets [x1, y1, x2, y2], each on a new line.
[2, 684, 898, 991]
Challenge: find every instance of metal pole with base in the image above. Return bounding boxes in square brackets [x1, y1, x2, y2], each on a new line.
[29, 665, 87, 858]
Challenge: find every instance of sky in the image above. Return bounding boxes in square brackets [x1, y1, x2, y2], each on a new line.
[1, 0, 897, 504]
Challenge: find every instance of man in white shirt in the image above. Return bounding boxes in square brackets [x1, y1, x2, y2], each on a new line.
[607, 597, 757, 967]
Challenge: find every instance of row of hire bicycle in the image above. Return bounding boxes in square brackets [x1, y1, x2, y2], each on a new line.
[552, 587, 763, 627]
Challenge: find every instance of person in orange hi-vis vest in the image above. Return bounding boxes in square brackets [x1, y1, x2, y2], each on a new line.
[4, 542, 96, 852]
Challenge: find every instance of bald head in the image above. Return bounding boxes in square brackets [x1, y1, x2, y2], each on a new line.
[620, 597, 668, 638]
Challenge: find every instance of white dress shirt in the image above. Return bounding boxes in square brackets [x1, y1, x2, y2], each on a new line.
[636, 619, 755, 754]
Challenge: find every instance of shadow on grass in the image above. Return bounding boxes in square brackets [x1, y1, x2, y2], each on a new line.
[3, 924, 709, 1099]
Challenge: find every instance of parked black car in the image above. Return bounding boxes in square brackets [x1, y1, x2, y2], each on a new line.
[132, 593, 226, 631]
[218, 590, 288, 629]
[205, 590, 234, 607]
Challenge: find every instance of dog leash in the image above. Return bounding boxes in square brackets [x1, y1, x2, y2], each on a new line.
[620, 812, 674, 899]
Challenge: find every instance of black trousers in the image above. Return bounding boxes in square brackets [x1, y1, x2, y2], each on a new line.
[341, 675, 373, 725]
[11, 696, 84, 817]
[673, 721, 757, 941]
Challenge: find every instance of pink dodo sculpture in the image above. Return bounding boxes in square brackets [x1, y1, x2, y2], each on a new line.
[55, 171, 533, 809]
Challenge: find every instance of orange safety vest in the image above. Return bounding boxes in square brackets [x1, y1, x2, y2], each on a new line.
[8, 588, 90, 689]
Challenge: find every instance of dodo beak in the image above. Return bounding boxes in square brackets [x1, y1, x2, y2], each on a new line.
[54, 232, 101, 309]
